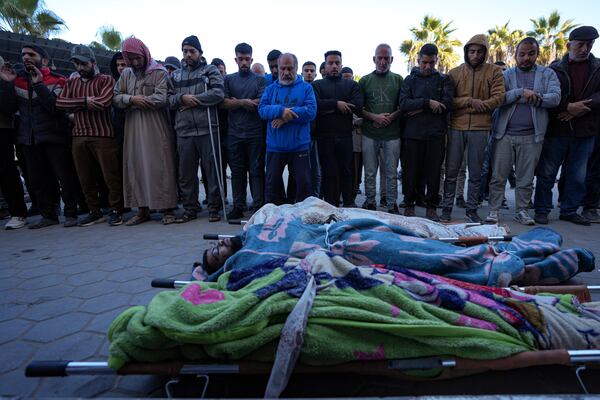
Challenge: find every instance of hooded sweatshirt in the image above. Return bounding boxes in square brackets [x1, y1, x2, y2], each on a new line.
[448, 34, 505, 131]
[258, 75, 316, 152]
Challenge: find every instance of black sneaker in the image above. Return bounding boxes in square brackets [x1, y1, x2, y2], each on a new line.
[387, 204, 400, 215]
[582, 208, 600, 223]
[465, 210, 482, 223]
[455, 197, 466, 208]
[559, 213, 591, 226]
[362, 201, 376, 211]
[64, 216, 79, 228]
[78, 211, 106, 227]
[440, 208, 452, 223]
[534, 213, 549, 225]
[107, 211, 123, 226]
[226, 207, 244, 220]
[28, 217, 59, 229]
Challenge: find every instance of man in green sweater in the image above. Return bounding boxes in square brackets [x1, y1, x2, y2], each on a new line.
[359, 44, 404, 214]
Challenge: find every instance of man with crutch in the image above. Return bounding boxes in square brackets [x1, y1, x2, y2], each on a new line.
[169, 35, 226, 222]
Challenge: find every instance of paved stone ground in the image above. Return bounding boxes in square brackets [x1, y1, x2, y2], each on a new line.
[1, 178, 599, 397]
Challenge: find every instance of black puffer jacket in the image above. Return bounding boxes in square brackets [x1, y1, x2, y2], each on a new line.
[312, 75, 363, 137]
[398, 68, 455, 140]
[548, 53, 600, 138]
[0, 67, 69, 145]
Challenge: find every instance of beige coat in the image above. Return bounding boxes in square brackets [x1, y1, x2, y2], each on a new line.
[449, 34, 505, 131]
[113, 68, 177, 209]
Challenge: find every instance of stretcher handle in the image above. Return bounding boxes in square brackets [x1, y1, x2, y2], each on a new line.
[228, 220, 247, 225]
[203, 234, 236, 240]
[26, 360, 71, 377]
[438, 234, 514, 245]
[151, 279, 176, 288]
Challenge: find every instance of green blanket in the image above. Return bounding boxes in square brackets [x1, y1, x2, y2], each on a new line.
[110, 251, 594, 370]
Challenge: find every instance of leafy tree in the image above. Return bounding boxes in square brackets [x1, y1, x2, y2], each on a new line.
[400, 15, 461, 74]
[487, 22, 525, 66]
[0, 0, 66, 37]
[528, 10, 578, 65]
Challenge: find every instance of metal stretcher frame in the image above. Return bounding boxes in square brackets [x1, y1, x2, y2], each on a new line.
[24, 350, 600, 397]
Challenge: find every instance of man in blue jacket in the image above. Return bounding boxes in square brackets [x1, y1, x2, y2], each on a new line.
[258, 53, 317, 205]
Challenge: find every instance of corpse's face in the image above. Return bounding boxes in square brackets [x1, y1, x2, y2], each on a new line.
[204, 238, 236, 270]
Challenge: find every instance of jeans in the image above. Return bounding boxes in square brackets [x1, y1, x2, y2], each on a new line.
[534, 136, 595, 216]
[441, 129, 488, 211]
[362, 136, 400, 206]
[265, 150, 311, 205]
[228, 135, 265, 210]
[488, 134, 542, 212]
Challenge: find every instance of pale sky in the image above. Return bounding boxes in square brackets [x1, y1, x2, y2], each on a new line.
[47, 0, 599, 77]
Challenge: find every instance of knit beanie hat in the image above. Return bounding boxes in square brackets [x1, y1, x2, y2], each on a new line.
[182, 35, 202, 53]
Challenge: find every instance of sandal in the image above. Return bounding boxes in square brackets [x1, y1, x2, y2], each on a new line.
[208, 211, 221, 222]
[125, 213, 150, 226]
[162, 213, 177, 225]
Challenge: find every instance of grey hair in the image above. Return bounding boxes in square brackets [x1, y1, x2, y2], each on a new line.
[278, 53, 298, 69]
[375, 43, 392, 55]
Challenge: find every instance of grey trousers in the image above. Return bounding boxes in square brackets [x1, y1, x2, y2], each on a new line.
[489, 134, 542, 213]
[441, 129, 488, 211]
[362, 136, 400, 206]
[178, 135, 221, 213]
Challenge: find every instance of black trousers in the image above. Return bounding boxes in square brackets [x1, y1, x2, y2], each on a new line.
[403, 137, 445, 208]
[0, 130, 26, 218]
[228, 135, 265, 210]
[21, 142, 80, 219]
[265, 151, 310, 205]
[317, 135, 354, 206]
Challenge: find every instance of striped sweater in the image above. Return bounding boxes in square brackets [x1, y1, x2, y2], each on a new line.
[56, 73, 115, 137]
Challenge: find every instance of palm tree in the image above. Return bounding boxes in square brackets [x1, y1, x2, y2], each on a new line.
[528, 10, 578, 65]
[97, 25, 122, 51]
[0, 0, 66, 38]
[399, 15, 462, 74]
[487, 22, 525, 66]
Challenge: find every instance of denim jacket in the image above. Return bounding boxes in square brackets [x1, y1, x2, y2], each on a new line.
[492, 65, 561, 143]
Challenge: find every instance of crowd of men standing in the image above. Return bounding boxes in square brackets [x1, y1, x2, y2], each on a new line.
[0, 25, 599, 230]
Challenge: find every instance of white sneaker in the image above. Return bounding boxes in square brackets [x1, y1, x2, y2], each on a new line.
[5, 216, 27, 230]
[485, 210, 499, 223]
[514, 210, 535, 225]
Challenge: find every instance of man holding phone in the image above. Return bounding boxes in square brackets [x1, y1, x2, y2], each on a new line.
[0, 45, 81, 229]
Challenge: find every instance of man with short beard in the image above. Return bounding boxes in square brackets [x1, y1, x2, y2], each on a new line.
[359, 44, 403, 214]
[399, 44, 454, 222]
[535, 26, 600, 226]
[56, 45, 123, 227]
[0, 45, 81, 229]
[259, 53, 317, 204]
[168, 35, 225, 223]
[441, 34, 505, 223]
[485, 38, 560, 226]
[222, 42, 266, 220]
[313, 50, 363, 207]
[114, 37, 178, 226]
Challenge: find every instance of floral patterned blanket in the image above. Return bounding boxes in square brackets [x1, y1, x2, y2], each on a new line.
[195, 216, 594, 287]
